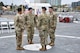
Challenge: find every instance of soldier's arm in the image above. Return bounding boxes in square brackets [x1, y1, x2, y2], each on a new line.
[53, 14, 57, 28]
[37, 15, 42, 28]
[34, 15, 38, 26]
[47, 15, 50, 28]
[14, 16, 19, 27]
[24, 14, 28, 25]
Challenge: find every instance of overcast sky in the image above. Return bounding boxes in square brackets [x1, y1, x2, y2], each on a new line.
[62, 0, 79, 4]
[0, 0, 79, 5]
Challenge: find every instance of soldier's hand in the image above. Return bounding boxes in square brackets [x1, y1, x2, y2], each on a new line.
[53, 27, 56, 29]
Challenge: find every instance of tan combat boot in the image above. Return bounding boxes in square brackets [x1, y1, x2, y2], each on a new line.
[28, 40, 34, 44]
[40, 45, 47, 51]
[49, 41, 55, 46]
[16, 46, 25, 50]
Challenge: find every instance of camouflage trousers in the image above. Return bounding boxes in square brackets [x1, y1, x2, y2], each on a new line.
[26, 27, 34, 41]
[39, 29, 48, 47]
[15, 29, 24, 47]
[48, 28, 55, 43]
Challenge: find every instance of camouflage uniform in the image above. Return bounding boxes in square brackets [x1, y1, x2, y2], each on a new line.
[24, 13, 36, 42]
[14, 13, 25, 47]
[38, 13, 49, 47]
[48, 12, 57, 43]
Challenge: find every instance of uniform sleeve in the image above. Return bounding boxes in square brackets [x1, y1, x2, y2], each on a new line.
[53, 14, 57, 28]
[37, 15, 42, 27]
[48, 15, 50, 28]
[14, 15, 19, 27]
[24, 14, 28, 25]
[34, 15, 38, 26]
[22, 14, 26, 27]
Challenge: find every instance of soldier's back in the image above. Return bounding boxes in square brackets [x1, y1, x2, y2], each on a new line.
[24, 13, 35, 27]
[38, 13, 49, 30]
[14, 13, 25, 30]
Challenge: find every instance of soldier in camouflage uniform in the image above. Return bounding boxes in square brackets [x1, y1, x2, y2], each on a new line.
[38, 7, 49, 51]
[24, 8, 36, 44]
[48, 7, 57, 46]
[14, 8, 25, 50]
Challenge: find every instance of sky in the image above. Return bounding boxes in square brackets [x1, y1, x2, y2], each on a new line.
[62, 0, 79, 4]
[0, 0, 79, 5]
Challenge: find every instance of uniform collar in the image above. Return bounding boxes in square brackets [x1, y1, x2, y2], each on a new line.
[50, 12, 53, 15]
[50, 11, 56, 15]
[28, 12, 33, 15]
[17, 13, 24, 16]
[42, 12, 46, 15]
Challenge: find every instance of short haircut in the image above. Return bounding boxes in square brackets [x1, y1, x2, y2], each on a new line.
[49, 7, 53, 9]
[42, 7, 47, 10]
[17, 8, 22, 12]
[28, 7, 33, 11]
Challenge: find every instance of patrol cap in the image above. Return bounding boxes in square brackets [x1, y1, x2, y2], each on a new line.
[42, 7, 47, 10]
[17, 8, 22, 12]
